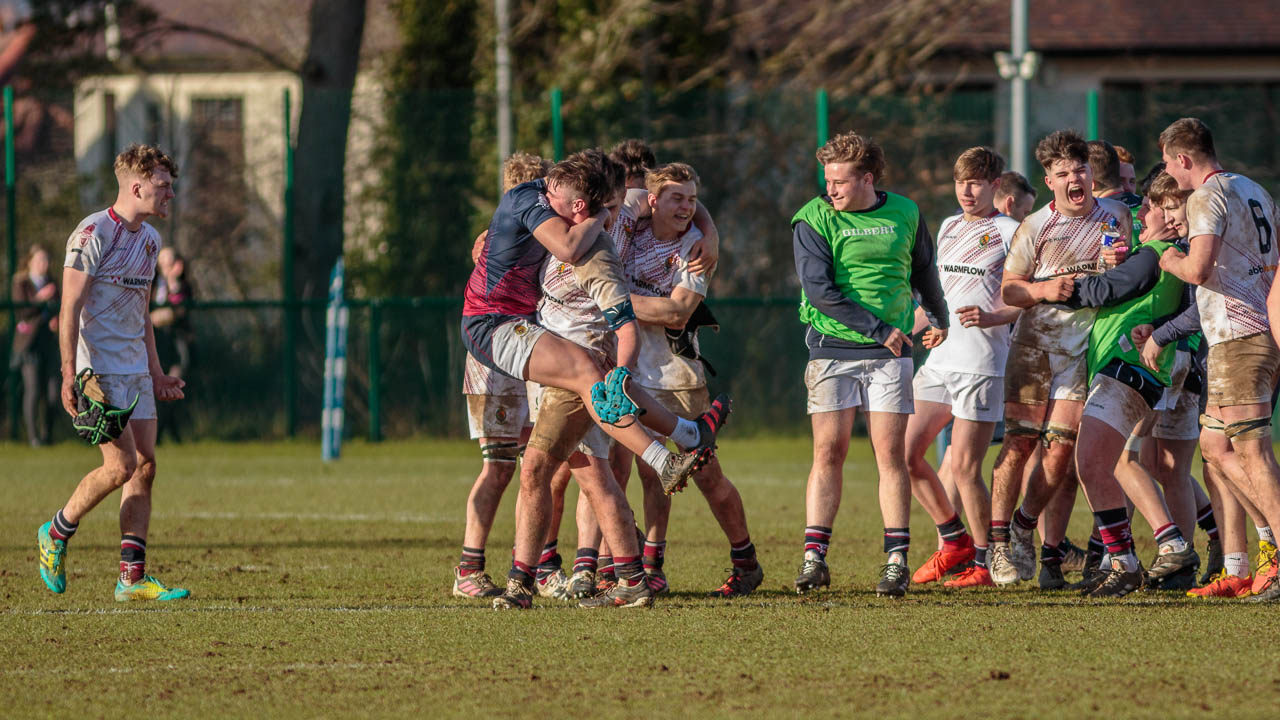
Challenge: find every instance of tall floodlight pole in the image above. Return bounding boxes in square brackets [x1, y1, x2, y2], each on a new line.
[995, 0, 1039, 176]
[495, 0, 513, 194]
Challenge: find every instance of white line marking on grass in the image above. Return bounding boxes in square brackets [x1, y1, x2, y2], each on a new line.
[154, 511, 453, 524]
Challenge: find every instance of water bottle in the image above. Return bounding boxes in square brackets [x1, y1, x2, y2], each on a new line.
[1098, 218, 1121, 271]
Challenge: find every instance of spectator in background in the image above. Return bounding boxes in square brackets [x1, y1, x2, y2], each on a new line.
[1114, 145, 1138, 195]
[151, 247, 196, 442]
[11, 244, 59, 446]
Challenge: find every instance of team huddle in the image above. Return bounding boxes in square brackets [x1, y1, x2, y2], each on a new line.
[458, 116, 1280, 608]
[31, 118, 1280, 609]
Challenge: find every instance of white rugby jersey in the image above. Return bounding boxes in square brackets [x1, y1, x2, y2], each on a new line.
[462, 352, 526, 396]
[1004, 197, 1131, 357]
[923, 212, 1020, 377]
[620, 222, 708, 391]
[63, 208, 162, 374]
[1187, 172, 1280, 346]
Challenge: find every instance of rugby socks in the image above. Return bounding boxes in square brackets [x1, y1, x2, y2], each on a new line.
[535, 541, 561, 581]
[989, 520, 1011, 544]
[598, 556, 617, 581]
[974, 544, 989, 569]
[669, 418, 701, 450]
[458, 546, 486, 576]
[1087, 535, 1105, 559]
[884, 527, 909, 565]
[509, 560, 536, 585]
[803, 526, 832, 560]
[1224, 552, 1250, 578]
[1012, 506, 1038, 533]
[49, 510, 78, 542]
[936, 514, 969, 549]
[1040, 543, 1063, 567]
[1196, 504, 1219, 542]
[641, 441, 672, 473]
[1257, 525, 1276, 546]
[1094, 507, 1138, 570]
[613, 555, 644, 582]
[573, 547, 599, 574]
[643, 540, 666, 571]
[730, 536, 758, 571]
[1153, 523, 1188, 553]
[119, 534, 146, 585]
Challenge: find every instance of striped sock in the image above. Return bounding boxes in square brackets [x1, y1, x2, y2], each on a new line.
[1087, 535, 1105, 558]
[936, 513, 969, 549]
[883, 527, 909, 562]
[1196, 504, 1219, 542]
[572, 547, 598, 574]
[536, 541, 561, 579]
[598, 556, 616, 580]
[120, 534, 146, 585]
[613, 555, 644, 582]
[643, 541, 666, 571]
[509, 560, 535, 584]
[1094, 508, 1134, 558]
[1257, 526, 1276, 546]
[1153, 523, 1187, 552]
[803, 526, 832, 559]
[730, 536, 758, 571]
[990, 520, 1011, 544]
[974, 545, 989, 569]
[1040, 543, 1063, 567]
[50, 510, 78, 542]
[458, 546, 486, 575]
[1012, 506, 1038, 532]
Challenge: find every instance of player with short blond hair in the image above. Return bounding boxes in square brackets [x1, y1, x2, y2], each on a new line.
[37, 144, 189, 602]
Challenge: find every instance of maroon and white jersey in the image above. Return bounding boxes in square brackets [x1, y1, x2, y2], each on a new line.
[924, 212, 1020, 377]
[1005, 197, 1131, 357]
[534, 205, 636, 358]
[63, 208, 162, 374]
[462, 352, 526, 396]
[1187, 172, 1280, 346]
[620, 222, 709, 390]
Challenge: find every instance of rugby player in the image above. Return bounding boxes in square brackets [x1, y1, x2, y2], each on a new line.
[463, 148, 730, 609]
[1115, 145, 1139, 195]
[904, 147, 1019, 589]
[616, 162, 763, 598]
[1160, 118, 1280, 602]
[37, 144, 189, 602]
[791, 131, 948, 598]
[994, 171, 1036, 223]
[985, 130, 1131, 587]
[1089, 140, 1143, 242]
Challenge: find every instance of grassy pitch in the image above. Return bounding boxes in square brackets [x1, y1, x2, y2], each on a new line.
[3, 436, 1280, 718]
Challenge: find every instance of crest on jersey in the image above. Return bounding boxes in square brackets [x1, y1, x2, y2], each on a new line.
[979, 234, 992, 247]
[145, 239, 157, 256]
[665, 254, 678, 270]
[557, 262, 568, 274]
[78, 224, 95, 247]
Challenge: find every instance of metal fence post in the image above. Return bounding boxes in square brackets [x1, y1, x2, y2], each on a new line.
[282, 87, 297, 438]
[368, 300, 382, 443]
[551, 87, 564, 161]
[1087, 89, 1099, 140]
[5, 85, 17, 439]
[815, 88, 828, 192]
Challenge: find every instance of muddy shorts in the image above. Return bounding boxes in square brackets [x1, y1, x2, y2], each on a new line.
[465, 394, 529, 440]
[1004, 343, 1088, 405]
[1083, 360, 1163, 436]
[526, 384, 611, 462]
[1206, 332, 1280, 408]
[805, 357, 913, 414]
[1151, 350, 1200, 441]
[96, 373, 157, 421]
[461, 313, 546, 381]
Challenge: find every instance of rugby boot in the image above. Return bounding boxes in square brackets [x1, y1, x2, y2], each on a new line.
[535, 567, 571, 600]
[644, 566, 670, 596]
[1060, 538, 1088, 574]
[988, 542, 1020, 585]
[794, 551, 831, 594]
[659, 447, 713, 495]
[1187, 571, 1253, 599]
[1252, 540, 1277, 596]
[1087, 558, 1144, 599]
[876, 561, 909, 598]
[595, 574, 617, 595]
[1081, 544, 1103, 579]
[911, 536, 975, 584]
[691, 394, 733, 452]
[492, 577, 535, 610]
[1008, 523, 1037, 581]
[579, 575, 653, 608]
[944, 564, 995, 588]
[37, 521, 67, 594]
[1068, 563, 1109, 594]
[566, 569, 596, 599]
[1038, 562, 1067, 590]
[1146, 547, 1200, 591]
[709, 564, 764, 598]
[1246, 577, 1280, 603]
[453, 566, 503, 598]
[114, 574, 190, 602]
[1199, 537, 1224, 586]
